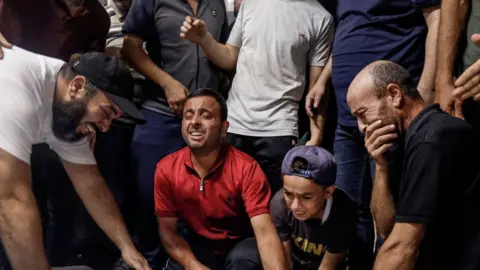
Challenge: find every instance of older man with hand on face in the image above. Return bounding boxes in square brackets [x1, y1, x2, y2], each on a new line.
[0, 46, 150, 270]
[347, 60, 480, 270]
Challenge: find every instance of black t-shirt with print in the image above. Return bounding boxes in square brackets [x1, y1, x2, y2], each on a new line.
[394, 104, 480, 270]
[270, 188, 357, 269]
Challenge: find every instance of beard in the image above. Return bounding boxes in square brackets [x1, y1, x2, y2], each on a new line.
[51, 98, 87, 143]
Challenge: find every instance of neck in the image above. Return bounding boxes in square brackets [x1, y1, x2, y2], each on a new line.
[190, 144, 222, 178]
[402, 97, 426, 130]
[313, 199, 327, 220]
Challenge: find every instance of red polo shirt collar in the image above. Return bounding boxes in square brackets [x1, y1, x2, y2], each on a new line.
[183, 143, 229, 176]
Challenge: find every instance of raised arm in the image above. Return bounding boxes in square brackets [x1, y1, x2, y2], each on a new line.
[364, 120, 398, 239]
[180, 16, 240, 70]
[435, 0, 470, 114]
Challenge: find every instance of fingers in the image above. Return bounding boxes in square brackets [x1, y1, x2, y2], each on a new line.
[192, 19, 204, 27]
[472, 33, 480, 46]
[454, 99, 465, 120]
[370, 143, 393, 160]
[0, 32, 12, 60]
[365, 122, 397, 153]
[305, 96, 314, 117]
[455, 60, 480, 88]
[364, 120, 384, 140]
[453, 75, 480, 100]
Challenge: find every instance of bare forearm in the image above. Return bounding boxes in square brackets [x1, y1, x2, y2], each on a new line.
[371, 165, 395, 239]
[257, 231, 288, 270]
[200, 33, 238, 70]
[436, 0, 469, 87]
[122, 44, 175, 88]
[374, 244, 416, 270]
[73, 177, 133, 251]
[160, 231, 198, 267]
[0, 196, 49, 270]
[318, 254, 344, 270]
[418, 7, 440, 104]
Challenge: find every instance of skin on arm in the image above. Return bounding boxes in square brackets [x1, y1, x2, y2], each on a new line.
[374, 223, 425, 270]
[0, 149, 49, 270]
[158, 217, 208, 269]
[417, 6, 441, 104]
[180, 16, 240, 70]
[0, 31, 12, 59]
[306, 62, 329, 146]
[364, 120, 398, 239]
[282, 241, 293, 269]
[371, 165, 395, 239]
[251, 214, 289, 270]
[122, 35, 188, 115]
[435, 0, 470, 115]
[62, 161, 150, 270]
[318, 252, 345, 270]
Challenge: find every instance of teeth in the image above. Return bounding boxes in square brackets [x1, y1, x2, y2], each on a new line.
[190, 132, 204, 136]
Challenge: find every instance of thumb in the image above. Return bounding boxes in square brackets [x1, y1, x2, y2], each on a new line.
[472, 34, 480, 46]
[193, 19, 204, 27]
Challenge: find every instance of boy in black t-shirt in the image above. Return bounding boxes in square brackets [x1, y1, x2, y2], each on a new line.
[270, 146, 357, 270]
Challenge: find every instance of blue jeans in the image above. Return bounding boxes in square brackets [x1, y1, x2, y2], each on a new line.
[130, 109, 185, 269]
[333, 125, 374, 269]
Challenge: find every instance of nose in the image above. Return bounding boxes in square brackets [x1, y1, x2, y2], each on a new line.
[291, 198, 302, 211]
[358, 120, 367, 134]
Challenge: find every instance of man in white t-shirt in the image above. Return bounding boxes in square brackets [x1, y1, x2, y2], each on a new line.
[0, 47, 150, 270]
[180, 0, 334, 192]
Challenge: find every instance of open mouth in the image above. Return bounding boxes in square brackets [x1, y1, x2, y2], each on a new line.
[189, 130, 205, 140]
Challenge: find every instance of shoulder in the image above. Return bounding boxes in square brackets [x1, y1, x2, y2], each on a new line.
[270, 189, 289, 216]
[408, 111, 475, 149]
[332, 188, 357, 218]
[227, 144, 260, 169]
[156, 146, 189, 172]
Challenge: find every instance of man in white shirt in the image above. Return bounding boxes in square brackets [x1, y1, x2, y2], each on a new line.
[0, 47, 149, 270]
[180, 0, 334, 192]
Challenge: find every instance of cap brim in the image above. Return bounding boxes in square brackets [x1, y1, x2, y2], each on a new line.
[105, 93, 146, 125]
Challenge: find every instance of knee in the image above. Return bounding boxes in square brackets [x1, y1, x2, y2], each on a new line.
[224, 239, 261, 270]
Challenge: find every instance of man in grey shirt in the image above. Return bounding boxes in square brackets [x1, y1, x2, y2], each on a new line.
[181, 0, 334, 192]
[121, 0, 229, 267]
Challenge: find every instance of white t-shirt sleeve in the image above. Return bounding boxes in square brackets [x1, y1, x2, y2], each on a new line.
[309, 14, 334, 67]
[0, 106, 36, 164]
[49, 138, 96, 165]
[226, 0, 246, 47]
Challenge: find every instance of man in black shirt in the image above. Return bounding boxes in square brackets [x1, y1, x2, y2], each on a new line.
[270, 146, 356, 270]
[347, 60, 480, 270]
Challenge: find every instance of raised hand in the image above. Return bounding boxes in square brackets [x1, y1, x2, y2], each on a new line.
[180, 16, 208, 45]
[364, 120, 398, 167]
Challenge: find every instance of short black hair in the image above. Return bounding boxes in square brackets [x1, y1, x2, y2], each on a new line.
[291, 156, 309, 171]
[58, 64, 78, 81]
[369, 61, 421, 99]
[187, 88, 228, 122]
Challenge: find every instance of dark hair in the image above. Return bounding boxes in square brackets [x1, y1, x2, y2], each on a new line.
[291, 157, 309, 171]
[58, 64, 98, 97]
[188, 88, 228, 122]
[369, 62, 421, 99]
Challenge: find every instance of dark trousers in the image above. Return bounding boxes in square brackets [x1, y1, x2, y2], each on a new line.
[226, 134, 295, 193]
[130, 108, 185, 268]
[164, 238, 261, 270]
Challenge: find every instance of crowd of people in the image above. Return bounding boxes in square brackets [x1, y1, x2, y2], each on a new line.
[0, 0, 479, 269]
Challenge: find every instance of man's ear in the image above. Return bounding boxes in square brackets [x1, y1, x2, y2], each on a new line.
[324, 185, 336, 200]
[221, 120, 230, 138]
[67, 75, 87, 100]
[387, 83, 403, 108]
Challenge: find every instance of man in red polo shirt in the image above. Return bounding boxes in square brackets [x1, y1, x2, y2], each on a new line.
[154, 88, 288, 270]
